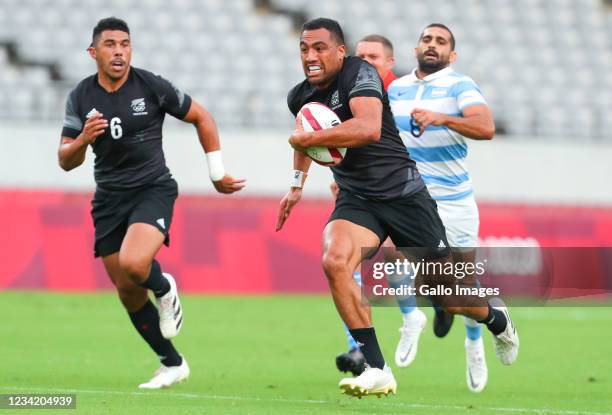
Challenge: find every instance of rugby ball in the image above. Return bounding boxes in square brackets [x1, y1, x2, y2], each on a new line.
[297, 102, 346, 166]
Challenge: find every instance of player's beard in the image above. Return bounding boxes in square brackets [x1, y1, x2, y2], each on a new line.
[417, 53, 449, 75]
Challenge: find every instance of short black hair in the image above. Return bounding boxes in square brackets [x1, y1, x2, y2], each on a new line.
[91, 17, 130, 47]
[359, 34, 394, 55]
[301, 18, 345, 45]
[420, 23, 455, 50]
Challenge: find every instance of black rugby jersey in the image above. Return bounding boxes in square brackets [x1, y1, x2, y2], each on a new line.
[287, 56, 424, 201]
[62, 67, 192, 189]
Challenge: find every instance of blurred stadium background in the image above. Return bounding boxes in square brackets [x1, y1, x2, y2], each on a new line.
[1, 1, 611, 414]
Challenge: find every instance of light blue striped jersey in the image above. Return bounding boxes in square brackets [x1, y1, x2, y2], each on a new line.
[388, 67, 487, 201]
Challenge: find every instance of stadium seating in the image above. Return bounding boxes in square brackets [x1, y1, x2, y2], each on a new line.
[0, 0, 610, 138]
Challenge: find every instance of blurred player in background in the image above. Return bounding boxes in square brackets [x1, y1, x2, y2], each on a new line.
[277, 18, 517, 398]
[356, 34, 397, 89]
[388, 23, 501, 392]
[58, 17, 244, 389]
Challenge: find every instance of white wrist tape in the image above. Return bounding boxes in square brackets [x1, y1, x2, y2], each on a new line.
[291, 170, 306, 188]
[206, 150, 225, 181]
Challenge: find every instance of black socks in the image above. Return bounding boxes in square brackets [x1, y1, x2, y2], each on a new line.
[478, 303, 508, 336]
[348, 327, 385, 370]
[128, 300, 182, 367]
[140, 260, 170, 298]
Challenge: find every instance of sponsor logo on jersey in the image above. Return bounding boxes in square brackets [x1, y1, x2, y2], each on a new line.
[131, 98, 148, 116]
[86, 108, 99, 118]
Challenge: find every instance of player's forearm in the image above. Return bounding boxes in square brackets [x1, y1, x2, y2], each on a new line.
[194, 111, 221, 153]
[294, 150, 313, 173]
[58, 137, 88, 171]
[302, 117, 380, 148]
[443, 114, 495, 140]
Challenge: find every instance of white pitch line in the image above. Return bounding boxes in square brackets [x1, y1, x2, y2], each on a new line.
[1, 385, 610, 415]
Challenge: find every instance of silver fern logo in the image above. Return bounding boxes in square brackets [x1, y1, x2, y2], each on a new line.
[131, 98, 147, 115]
[331, 90, 339, 107]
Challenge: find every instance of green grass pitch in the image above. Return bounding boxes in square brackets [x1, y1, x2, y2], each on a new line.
[1, 291, 611, 414]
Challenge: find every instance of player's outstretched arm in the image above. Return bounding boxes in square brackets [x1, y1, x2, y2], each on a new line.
[182, 100, 246, 194]
[58, 112, 107, 171]
[276, 150, 311, 231]
[289, 97, 382, 149]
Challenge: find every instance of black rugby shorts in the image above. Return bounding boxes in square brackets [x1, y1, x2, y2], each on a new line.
[328, 187, 450, 260]
[90, 177, 178, 257]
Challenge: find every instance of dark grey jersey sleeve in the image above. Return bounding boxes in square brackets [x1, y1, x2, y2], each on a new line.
[348, 60, 383, 100]
[152, 75, 192, 120]
[61, 90, 82, 138]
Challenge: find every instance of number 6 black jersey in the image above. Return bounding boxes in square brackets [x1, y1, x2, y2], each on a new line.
[61, 67, 192, 189]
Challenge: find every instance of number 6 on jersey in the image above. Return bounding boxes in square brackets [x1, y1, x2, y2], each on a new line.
[110, 117, 123, 139]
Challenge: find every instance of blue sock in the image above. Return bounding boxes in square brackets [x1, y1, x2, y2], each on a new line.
[344, 271, 363, 351]
[465, 317, 482, 340]
[344, 322, 359, 350]
[387, 271, 416, 315]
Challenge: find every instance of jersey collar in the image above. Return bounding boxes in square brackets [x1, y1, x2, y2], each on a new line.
[409, 66, 453, 83]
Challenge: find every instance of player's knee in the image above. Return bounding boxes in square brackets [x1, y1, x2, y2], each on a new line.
[321, 252, 350, 279]
[118, 253, 151, 282]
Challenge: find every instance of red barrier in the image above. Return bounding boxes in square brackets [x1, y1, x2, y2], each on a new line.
[2, 190, 612, 293]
